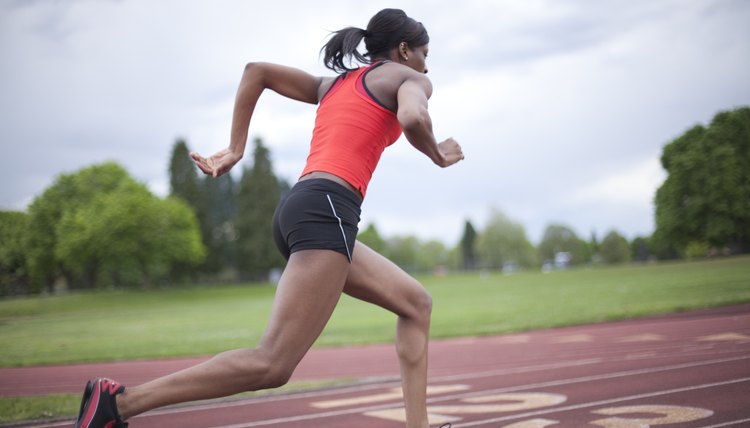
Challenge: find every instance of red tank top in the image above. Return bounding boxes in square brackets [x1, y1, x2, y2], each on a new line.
[300, 62, 402, 198]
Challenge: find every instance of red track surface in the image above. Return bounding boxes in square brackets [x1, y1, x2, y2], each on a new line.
[3, 304, 749, 427]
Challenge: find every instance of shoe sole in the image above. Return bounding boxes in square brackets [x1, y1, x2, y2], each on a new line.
[74, 380, 94, 428]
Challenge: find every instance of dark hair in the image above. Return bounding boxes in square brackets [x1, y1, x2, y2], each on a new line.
[321, 8, 429, 74]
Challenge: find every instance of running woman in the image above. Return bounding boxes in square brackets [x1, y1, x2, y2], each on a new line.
[74, 8, 463, 428]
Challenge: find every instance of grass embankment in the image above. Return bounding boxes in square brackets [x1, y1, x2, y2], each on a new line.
[1, 255, 749, 423]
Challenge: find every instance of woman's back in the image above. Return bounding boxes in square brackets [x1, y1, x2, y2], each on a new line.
[302, 62, 403, 198]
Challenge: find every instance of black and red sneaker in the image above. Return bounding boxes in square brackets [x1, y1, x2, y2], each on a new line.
[74, 378, 127, 428]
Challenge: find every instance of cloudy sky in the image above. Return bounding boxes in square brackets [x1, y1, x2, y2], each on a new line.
[2, 0, 749, 245]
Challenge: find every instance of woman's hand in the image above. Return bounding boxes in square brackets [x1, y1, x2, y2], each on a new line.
[437, 138, 464, 167]
[190, 149, 243, 178]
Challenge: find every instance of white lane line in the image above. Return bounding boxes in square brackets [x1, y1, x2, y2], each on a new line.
[700, 418, 750, 427]
[143, 358, 604, 417]
[431, 346, 750, 384]
[33, 358, 605, 427]
[426, 355, 750, 404]
[204, 355, 750, 428]
[35, 354, 750, 428]
[456, 377, 750, 427]
[428, 358, 602, 383]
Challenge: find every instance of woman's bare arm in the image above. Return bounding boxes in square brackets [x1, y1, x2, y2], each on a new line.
[192, 62, 333, 177]
[396, 73, 463, 168]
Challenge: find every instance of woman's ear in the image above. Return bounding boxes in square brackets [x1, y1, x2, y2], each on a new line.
[399, 42, 409, 61]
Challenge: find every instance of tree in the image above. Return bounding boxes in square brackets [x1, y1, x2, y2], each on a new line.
[358, 223, 386, 254]
[168, 139, 211, 273]
[201, 173, 238, 275]
[538, 224, 589, 266]
[25, 163, 134, 291]
[460, 220, 478, 270]
[415, 239, 450, 273]
[360, 226, 450, 273]
[384, 235, 420, 272]
[149, 196, 207, 284]
[235, 138, 285, 280]
[476, 208, 537, 270]
[25, 162, 205, 291]
[654, 106, 750, 255]
[599, 230, 631, 264]
[0, 211, 29, 295]
[648, 233, 681, 261]
[169, 139, 204, 209]
[589, 231, 601, 263]
[631, 236, 651, 262]
[54, 176, 205, 288]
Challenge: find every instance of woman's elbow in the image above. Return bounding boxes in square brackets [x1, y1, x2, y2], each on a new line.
[241, 62, 268, 87]
[398, 107, 430, 132]
[244, 62, 268, 79]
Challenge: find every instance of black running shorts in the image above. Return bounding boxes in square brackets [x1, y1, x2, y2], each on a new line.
[272, 179, 362, 262]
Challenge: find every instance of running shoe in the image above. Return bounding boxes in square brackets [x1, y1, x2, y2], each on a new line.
[73, 378, 127, 428]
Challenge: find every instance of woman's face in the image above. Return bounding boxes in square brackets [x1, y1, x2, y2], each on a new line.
[409, 44, 429, 74]
[397, 42, 429, 74]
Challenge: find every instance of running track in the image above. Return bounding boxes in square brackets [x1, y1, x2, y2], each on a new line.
[2, 304, 749, 427]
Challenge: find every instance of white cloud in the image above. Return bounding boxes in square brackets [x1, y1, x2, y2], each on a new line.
[572, 157, 665, 206]
[1, 0, 749, 247]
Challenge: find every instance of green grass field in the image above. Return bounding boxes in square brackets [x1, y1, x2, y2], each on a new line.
[0, 255, 749, 423]
[2, 256, 749, 368]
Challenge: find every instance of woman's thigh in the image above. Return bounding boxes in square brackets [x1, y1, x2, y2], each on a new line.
[344, 241, 432, 319]
[258, 249, 351, 368]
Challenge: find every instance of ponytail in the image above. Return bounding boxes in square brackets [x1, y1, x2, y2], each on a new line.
[321, 9, 430, 74]
[321, 27, 370, 73]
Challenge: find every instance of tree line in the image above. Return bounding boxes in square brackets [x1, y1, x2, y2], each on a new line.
[1, 107, 747, 295]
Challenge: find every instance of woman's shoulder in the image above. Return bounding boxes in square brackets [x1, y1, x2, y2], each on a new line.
[366, 61, 429, 87]
[370, 60, 415, 76]
[361, 63, 423, 111]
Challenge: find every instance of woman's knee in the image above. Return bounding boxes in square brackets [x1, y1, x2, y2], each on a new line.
[231, 348, 296, 390]
[405, 281, 433, 322]
[257, 349, 298, 389]
[262, 364, 295, 389]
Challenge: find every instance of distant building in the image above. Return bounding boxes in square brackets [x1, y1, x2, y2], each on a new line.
[543, 252, 572, 273]
[554, 252, 572, 269]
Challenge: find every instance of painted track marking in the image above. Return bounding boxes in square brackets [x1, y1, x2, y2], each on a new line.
[198, 355, 750, 428]
[454, 377, 749, 427]
[700, 418, 750, 427]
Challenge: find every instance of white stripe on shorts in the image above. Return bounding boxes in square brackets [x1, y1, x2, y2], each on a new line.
[326, 194, 352, 262]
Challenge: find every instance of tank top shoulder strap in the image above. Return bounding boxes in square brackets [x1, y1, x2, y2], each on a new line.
[319, 73, 346, 104]
[319, 61, 393, 108]
[357, 60, 395, 113]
